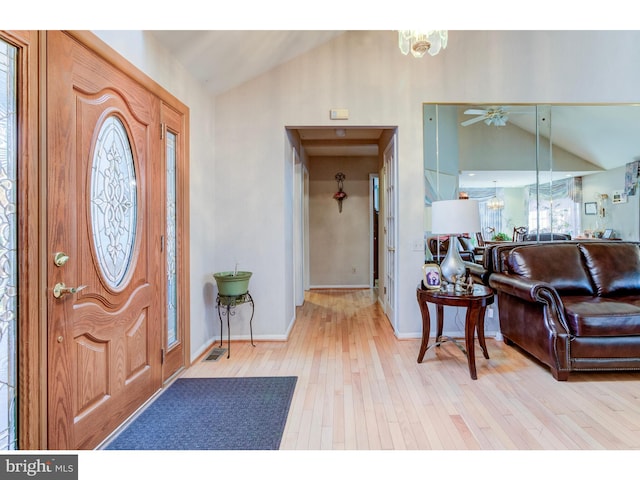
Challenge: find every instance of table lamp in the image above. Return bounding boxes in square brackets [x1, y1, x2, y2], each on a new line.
[431, 199, 481, 283]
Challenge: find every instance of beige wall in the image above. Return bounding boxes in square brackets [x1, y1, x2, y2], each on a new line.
[308, 156, 378, 286]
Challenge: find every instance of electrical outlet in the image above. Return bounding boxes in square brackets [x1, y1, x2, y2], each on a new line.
[487, 306, 494, 318]
[352, 267, 356, 274]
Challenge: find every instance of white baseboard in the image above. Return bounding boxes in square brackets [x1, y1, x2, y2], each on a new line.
[310, 284, 371, 289]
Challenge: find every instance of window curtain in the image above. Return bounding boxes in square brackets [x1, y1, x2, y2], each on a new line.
[464, 187, 504, 240]
[525, 177, 582, 236]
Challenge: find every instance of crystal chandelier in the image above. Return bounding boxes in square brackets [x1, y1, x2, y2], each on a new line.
[398, 30, 448, 58]
[487, 181, 504, 210]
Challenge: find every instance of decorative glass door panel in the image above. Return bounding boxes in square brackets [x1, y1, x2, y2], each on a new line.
[160, 103, 186, 383]
[90, 116, 138, 289]
[166, 130, 177, 347]
[0, 38, 17, 451]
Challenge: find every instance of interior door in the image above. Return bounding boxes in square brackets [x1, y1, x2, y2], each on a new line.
[46, 31, 163, 449]
[383, 137, 397, 323]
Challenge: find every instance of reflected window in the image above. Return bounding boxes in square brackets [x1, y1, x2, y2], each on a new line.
[464, 187, 505, 239]
[526, 177, 582, 237]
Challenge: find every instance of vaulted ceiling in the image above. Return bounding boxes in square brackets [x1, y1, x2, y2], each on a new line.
[150, 30, 346, 96]
[149, 31, 640, 183]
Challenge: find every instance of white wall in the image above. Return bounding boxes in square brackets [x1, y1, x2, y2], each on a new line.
[95, 30, 640, 355]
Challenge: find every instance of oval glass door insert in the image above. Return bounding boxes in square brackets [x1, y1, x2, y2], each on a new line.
[90, 115, 137, 288]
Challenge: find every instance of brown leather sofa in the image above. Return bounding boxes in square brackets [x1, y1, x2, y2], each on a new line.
[427, 236, 477, 264]
[488, 241, 640, 380]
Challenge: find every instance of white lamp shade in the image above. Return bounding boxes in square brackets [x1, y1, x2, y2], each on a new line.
[431, 199, 481, 234]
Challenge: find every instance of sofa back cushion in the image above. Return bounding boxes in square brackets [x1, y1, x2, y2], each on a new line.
[486, 242, 529, 273]
[507, 244, 594, 295]
[579, 242, 640, 296]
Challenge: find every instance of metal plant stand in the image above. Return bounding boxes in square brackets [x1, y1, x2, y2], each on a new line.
[216, 291, 255, 358]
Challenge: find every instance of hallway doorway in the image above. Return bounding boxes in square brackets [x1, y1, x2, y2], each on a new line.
[288, 126, 397, 324]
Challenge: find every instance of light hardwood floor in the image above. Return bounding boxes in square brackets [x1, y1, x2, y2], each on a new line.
[183, 288, 640, 451]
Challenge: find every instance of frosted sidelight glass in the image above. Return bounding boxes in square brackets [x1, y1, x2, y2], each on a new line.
[166, 131, 178, 346]
[0, 39, 17, 450]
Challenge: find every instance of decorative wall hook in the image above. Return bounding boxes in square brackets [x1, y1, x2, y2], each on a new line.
[333, 172, 347, 213]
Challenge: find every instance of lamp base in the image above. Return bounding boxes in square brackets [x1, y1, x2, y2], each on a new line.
[440, 238, 467, 284]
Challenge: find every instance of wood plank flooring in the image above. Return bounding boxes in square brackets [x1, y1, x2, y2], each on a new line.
[183, 288, 640, 452]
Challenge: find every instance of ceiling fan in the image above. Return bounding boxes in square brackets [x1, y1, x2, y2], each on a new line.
[461, 106, 531, 127]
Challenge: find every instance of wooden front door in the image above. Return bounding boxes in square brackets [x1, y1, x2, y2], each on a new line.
[46, 31, 163, 449]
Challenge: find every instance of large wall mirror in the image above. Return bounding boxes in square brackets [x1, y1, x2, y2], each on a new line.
[424, 103, 640, 249]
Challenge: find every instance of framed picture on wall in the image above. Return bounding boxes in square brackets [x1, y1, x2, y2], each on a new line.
[584, 202, 597, 215]
[422, 263, 442, 290]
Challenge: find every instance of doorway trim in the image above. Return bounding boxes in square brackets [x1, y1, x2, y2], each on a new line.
[369, 173, 379, 288]
[382, 135, 398, 326]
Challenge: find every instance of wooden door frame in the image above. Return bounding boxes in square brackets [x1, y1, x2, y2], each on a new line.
[0, 30, 43, 450]
[5, 30, 190, 449]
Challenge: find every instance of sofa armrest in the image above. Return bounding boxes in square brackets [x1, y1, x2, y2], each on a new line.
[489, 273, 546, 302]
[465, 261, 489, 286]
[489, 273, 571, 335]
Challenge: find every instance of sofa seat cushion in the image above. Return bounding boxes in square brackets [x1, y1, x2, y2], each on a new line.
[508, 244, 594, 295]
[579, 242, 640, 296]
[563, 296, 640, 336]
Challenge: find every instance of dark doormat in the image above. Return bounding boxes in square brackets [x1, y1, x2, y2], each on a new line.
[104, 376, 298, 450]
[204, 347, 227, 361]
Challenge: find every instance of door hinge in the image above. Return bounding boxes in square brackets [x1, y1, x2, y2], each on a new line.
[161, 348, 165, 364]
[160, 235, 165, 252]
[160, 122, 165, 140]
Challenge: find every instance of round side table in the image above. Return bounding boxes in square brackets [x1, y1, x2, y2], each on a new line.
[416, 282, 494, 380]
